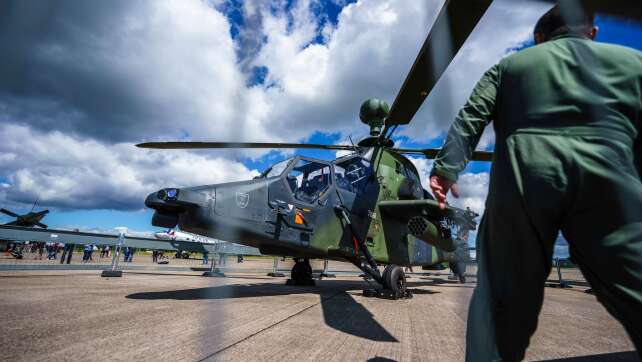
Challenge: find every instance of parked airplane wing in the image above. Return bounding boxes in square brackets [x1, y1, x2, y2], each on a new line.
[0, 225, 260, 255]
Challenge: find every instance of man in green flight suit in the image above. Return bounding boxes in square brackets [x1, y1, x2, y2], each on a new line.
[429, 5, 642, 361]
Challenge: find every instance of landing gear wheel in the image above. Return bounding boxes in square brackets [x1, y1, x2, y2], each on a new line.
[286, 258, 315, 286]
[382, 265, 407, 299]
[291, 260, 311, 280]
[450, 261, 468, 284]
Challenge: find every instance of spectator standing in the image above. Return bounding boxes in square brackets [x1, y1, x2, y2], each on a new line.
[60, 243, 74, 264]
[83, 244, 92, 263]
[123, 247, 130, 263]
[36, 242, 45, 260]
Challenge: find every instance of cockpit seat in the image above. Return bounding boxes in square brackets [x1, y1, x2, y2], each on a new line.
[335, 175, 353, 192]
[294, 175, 324, 203]
[295, 185, 318, 203]
[286, 176, 298, 192]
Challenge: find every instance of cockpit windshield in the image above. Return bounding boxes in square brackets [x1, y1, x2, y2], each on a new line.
[261, 158, 293, 178]
[286, 159, 331, 203]
[334, 157, 372, 192]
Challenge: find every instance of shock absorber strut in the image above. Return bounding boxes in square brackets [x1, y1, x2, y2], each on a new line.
[335, 205, 382, 284]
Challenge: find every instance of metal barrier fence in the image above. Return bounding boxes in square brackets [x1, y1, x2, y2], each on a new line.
[0, 249, 589, 289]
[0, 248, 364, 275]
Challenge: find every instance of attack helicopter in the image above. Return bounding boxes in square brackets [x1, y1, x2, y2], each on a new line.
[138, 0, 496, 298]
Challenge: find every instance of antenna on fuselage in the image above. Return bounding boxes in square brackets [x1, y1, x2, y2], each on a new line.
[348, 136, 358, 154]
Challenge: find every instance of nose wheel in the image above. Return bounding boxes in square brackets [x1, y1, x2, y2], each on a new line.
[286, 258, 315, 286]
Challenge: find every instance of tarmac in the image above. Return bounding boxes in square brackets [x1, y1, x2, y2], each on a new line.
[0, 258, 638, 362]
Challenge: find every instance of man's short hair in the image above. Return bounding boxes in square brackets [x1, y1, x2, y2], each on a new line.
[534, 4, 595, 41]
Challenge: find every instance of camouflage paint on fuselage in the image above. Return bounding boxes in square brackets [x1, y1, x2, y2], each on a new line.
[145, 148, 465, 268]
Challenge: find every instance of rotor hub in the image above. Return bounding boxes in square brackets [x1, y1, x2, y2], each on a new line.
[359, 98, 389, 136]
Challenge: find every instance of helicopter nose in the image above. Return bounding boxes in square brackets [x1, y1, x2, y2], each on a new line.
[145, 188, 173, 207]
[145, 188, 208, 228]
[145, 188, 207, 209]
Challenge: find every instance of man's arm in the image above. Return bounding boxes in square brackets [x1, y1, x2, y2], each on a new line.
[431, 63, 501, 182]
[430, 64, 500, 208]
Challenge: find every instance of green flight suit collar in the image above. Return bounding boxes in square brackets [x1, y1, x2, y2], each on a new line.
[550, 33, 591, 41]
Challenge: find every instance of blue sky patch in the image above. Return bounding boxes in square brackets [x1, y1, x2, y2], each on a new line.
[596, 15, 642, 50]
[217, 0, 244, 39]
[248, 66, 269, 87]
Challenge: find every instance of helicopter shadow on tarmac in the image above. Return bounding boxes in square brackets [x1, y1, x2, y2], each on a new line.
[540, 351, 640, 362]
[416, 276, 476, 289]
[126, 279, 445, 342]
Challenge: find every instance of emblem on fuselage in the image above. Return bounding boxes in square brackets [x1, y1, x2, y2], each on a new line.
[235, 192, 250, 208]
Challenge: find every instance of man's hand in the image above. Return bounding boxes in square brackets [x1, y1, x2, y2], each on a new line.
[430, 175, 460, 210]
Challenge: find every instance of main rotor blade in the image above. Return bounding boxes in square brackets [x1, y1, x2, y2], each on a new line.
[394, 148, 493, 162]
[386, 0, 493, 126]
[137, 142, 357, 151]
[0, 208, 20, 218]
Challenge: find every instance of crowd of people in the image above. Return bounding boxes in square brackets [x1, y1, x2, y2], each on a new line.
[3, 242, 123, 263]
[3, 242, 222, 266]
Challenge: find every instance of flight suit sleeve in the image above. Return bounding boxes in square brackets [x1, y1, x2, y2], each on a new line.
[636, 73, 642, 178]
[431, 64, 501, 182]
[633, 130, 642, 179]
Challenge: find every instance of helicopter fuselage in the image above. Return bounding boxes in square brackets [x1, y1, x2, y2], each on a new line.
[145, 148, 468, 269]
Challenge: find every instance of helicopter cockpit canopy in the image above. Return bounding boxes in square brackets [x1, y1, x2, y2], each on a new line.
[333, 156, 372, 193]
[262, 154, 373, 200]
[260, 157, 294, 178]
[286, 159, 331, 204]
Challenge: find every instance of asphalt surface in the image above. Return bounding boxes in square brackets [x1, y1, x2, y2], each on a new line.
[0, 267, 637, 362]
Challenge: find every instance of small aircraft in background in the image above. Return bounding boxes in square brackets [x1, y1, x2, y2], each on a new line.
[1, 200, 49, 228]
[154, 228, 234, 259]
[154, 229, 221, 244]
[154, 228, 261, 259]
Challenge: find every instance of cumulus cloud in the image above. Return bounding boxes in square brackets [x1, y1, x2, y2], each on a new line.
[407, 157, 434, 190]
[0, 124, 259, 210]
[448, 172, 489, 215]
[250, 0, 441, 138]
[0, 0, 274, 143]
[1, 0, 549, 145]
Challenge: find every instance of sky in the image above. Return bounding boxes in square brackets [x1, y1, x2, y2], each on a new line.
[0, 0, 641, 245]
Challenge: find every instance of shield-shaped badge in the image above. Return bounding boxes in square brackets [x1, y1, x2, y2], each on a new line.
[235, 192, 249, 208]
